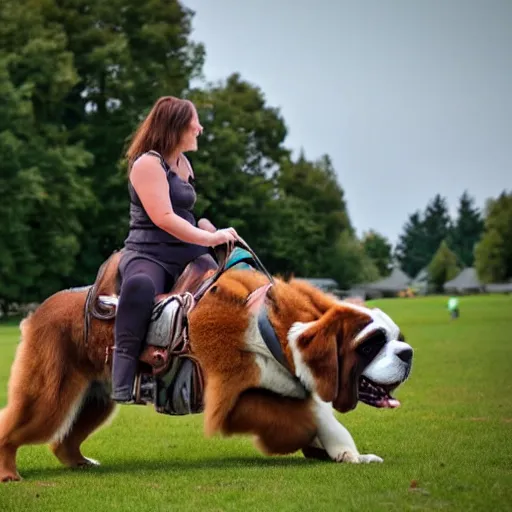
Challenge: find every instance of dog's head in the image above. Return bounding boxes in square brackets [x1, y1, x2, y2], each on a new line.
[246, 275, 413, 413]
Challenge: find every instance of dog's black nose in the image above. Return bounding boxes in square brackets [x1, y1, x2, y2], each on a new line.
[397, 347, 413, 364]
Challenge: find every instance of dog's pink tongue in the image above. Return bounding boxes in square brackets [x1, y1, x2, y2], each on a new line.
[378, 398, 401, 408]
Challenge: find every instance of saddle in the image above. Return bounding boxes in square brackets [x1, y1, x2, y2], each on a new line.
[84, 241, 270, 416]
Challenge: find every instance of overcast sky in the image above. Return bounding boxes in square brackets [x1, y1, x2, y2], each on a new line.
[182, 0, 512, 244]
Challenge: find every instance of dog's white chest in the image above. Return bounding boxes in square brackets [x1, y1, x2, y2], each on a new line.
[244, 317, 307, 399]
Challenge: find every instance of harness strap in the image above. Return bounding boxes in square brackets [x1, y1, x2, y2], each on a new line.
[257, 306, 289, 370]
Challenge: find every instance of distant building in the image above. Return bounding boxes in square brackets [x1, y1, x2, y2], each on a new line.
[351, 267, 412, 299]
[411, 267, 429, 295]
[443, 268, 483, 294]
[368, 267, 411, 295]
[484, 282, 512, 294]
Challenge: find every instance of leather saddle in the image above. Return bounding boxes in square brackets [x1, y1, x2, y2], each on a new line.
[83, 240, 271, 415]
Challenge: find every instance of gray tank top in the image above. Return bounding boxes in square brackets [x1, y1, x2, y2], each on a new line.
[122, 151, 208, 270]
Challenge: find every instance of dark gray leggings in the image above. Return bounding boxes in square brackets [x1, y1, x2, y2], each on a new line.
[114, 258, 174, 357]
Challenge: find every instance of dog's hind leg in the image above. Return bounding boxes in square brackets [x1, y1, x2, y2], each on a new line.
[222, 389, 318, 455]
[0, 318, 89, 482]
[50, 381, 115, 468]
[0, 376, 88, 481]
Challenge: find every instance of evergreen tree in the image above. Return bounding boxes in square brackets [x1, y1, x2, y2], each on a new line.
[422, 194, 452, 259]
[451, 191, 484, 267]
[395, 212, 427, 278]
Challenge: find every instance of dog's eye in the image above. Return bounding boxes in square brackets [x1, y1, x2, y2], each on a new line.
[357, 331, 386, 358]
[361, 345, 374, 356]
[357, 343, 380, 359]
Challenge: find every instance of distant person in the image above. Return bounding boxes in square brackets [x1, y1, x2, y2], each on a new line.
[447, 296, 460, 320]
[112, 96, 239, 403]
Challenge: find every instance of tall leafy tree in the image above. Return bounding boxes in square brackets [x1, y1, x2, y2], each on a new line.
[273, 152, 352, 274]
[42, 0, 207, 284]
[0, 0, 93, 308]
[362, 230, 392, 277]
[189, 75, 354, 278]
[325, 232, 380, 289]
[277, 152, 351, 239]
[263, 195, 326, 277]
[188, 74, 290, 271]
[427, 240, 460, 292]
[451, 191, 484, 267]
[0, 0, 375, 304]
[474, 191, 512, 283]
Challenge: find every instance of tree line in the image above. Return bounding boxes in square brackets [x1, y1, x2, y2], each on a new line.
[0, 0, 379, 313]
[370, 190, 512, 292]
[0, 0, 510, 313]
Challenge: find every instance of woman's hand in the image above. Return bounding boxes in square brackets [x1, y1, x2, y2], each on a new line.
[208, 227, 239, 247]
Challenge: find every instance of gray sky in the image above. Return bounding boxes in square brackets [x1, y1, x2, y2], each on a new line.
[182, 0, 512, 244]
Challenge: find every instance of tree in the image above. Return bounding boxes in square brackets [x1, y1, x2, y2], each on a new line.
[277, 152, 352, 240]
[423, 194, 452, 259]
[451, 191, 484, 267]
[325, 232, 380, 289]
[474, 192, 512, 283]
[188, 74, 290, 272]
[0, 59, 41, 312]
[427, 240, 460, 293]
[190, 76, 354, 278]
[263, 195, 326, 277]
[45, 0, 207, 285]
[0, 0, 94, 307]
[273, 152, 353, 274]
[362, 230, 392, 277]
[395, 212, 427, 278]
[0, 0, 367, 304]
[396, 195, 453, 279]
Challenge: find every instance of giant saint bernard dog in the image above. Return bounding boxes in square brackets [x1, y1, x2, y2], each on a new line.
[0, 252, 413, 482]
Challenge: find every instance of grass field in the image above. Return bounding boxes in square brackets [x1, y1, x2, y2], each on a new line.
[0, 294, 511, 511]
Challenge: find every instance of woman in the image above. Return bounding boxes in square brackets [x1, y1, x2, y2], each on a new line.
[112, 96, 238, 403]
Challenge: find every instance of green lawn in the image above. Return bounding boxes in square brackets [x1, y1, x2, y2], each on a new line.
[0, 295, 511, 511]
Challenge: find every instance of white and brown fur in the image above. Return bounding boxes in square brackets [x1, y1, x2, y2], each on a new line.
[0, 268, 412, 481]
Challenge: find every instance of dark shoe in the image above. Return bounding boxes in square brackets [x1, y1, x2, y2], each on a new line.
[111, 348, 138, 404]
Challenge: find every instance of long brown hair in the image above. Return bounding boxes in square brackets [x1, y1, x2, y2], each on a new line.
[126, 96, 194, 168]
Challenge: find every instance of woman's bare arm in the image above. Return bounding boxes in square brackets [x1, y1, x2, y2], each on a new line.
[130, 155, 213, 246]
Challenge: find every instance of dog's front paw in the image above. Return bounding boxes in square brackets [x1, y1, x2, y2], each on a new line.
[74, 457, 100, 469]
[331, 449, 359, 463]
[330, 450, 384, 464]
[358, 454, 383, 463]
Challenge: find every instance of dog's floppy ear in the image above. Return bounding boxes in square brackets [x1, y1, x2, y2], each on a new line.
[292, 306, 344, 403]
[291, 303, 376, 411]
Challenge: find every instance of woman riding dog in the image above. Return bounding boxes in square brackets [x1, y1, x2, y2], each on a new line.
[113, 96, 238, 403]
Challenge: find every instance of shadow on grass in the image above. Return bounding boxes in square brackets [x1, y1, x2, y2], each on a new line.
[21, 455, 326, 480]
